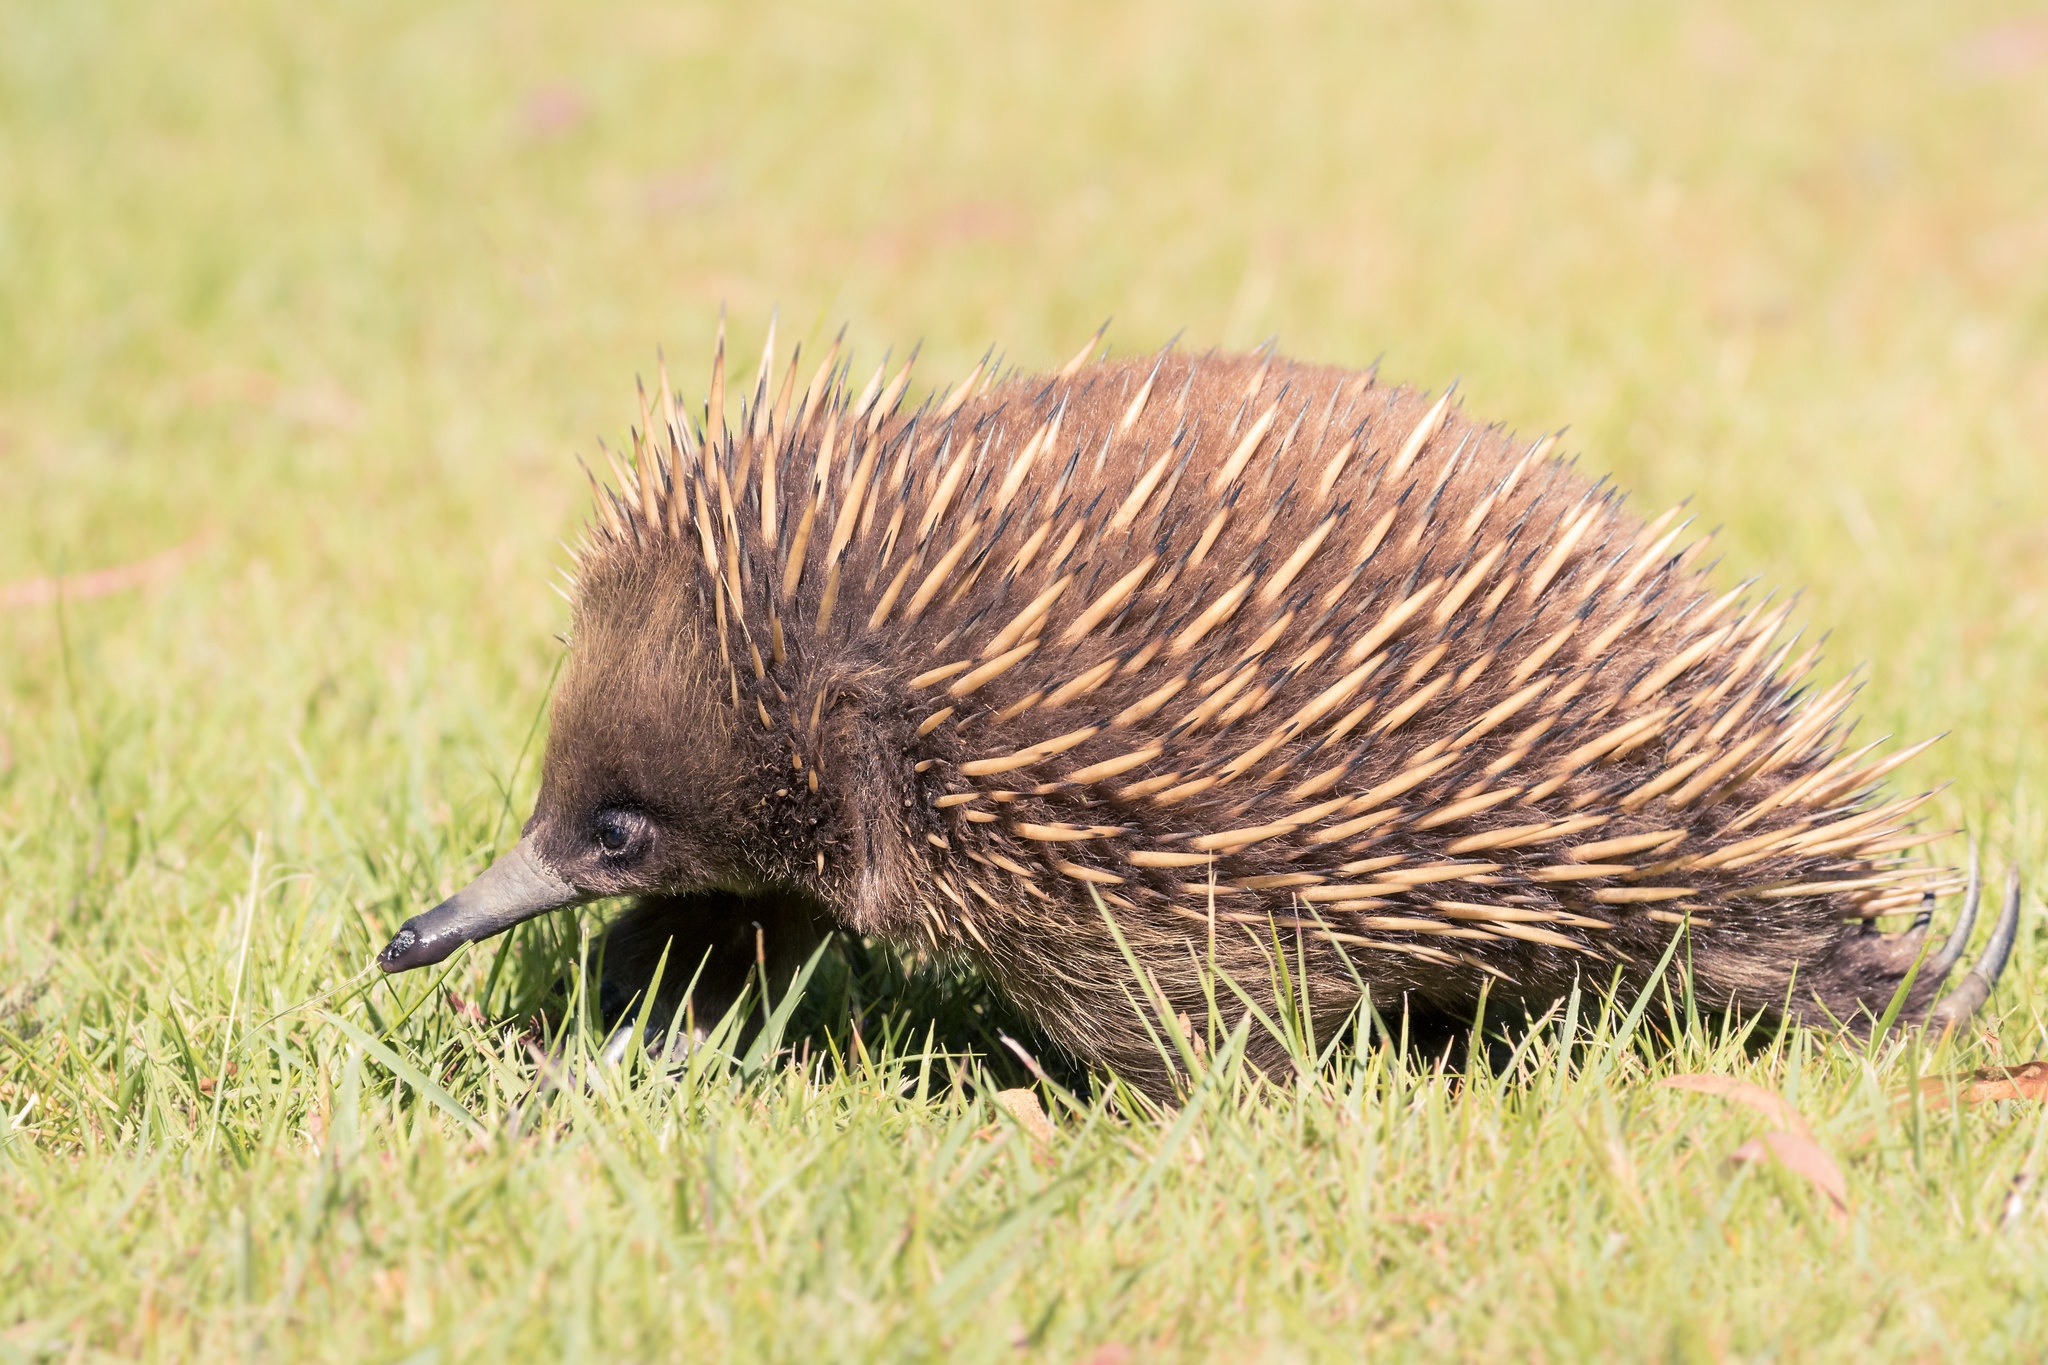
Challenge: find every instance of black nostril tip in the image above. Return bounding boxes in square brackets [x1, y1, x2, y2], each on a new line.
[378, 927, 418, 969]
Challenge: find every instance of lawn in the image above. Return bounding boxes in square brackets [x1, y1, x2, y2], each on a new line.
[3, 0, 2047, 1358]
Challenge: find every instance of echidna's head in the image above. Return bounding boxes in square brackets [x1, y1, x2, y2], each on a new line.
[378, 548, 766, 972]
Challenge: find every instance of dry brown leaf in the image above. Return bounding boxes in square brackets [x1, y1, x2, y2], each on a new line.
[1909, 1061, 2048, 1111]
[1656, 1074, 1816, 1140]
[993, 1087, 1055, 1145]
[1730, 1130, 1849, 1218]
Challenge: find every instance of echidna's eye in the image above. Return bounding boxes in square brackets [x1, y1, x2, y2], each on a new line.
[593, 808, 644, 855]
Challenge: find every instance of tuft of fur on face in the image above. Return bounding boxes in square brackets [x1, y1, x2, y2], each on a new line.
[388, 322, 2018, 1091]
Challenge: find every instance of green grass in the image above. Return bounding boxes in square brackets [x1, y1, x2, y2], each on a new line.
[4, 0, 2048, 1358]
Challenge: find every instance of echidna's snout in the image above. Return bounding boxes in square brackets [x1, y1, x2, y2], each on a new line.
[377, 836, 590, 972]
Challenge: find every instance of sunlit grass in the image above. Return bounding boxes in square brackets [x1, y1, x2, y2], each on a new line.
[3, 0, 2046, 1358]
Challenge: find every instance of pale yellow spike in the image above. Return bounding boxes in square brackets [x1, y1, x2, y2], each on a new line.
[1060, 321, 1109, 379]
[1108, 446, 1179, 532]
[1614, 514, 1689, 595]
[1717, 732, 1888, 834]
[1043, 657, 1120, 709]
[707, 314, 727, 446]
[848, 358, 888, 434]
[916, 707, 957, 737]
[1430, 542, 1508, 627]
[1663, 731, 1772, 809]
[1111, 672, 1189, 727]
[1385, 388, 1453, 480]
[1264, 654, 1386, 745]
[759, 432, 781, 550]
[768, 345, 800, 441]
[899, 534, 978, 628]
[825, 437, 883, 566]
[1058, 556, 1158, 645]
[633, 384, 663, 532]
[780, 490, 820, 599]
[814, 560, 843, 637]
[995, 413, 1059, 513]
[1301, 803, 1407, 848]
[1118, 356, 1163, 433]
[1317, 508, 1399, 610]
[1240, 353, 1273, 409]
[1458, 446, 1541, 540]
[657, 348, 680, 457]
[1542, 708, 1674, 778]
[1180, 666, 1257, 730]
[1128, 849, 1216, 869]
[1185, 506, 1232, 572]
[915, 437, 975, 545]
[908, 660, 974, 690]
[1783, 795, 1933, 859]
[867, 557, 919, 631]
[1572, 606, 1641, 666]
[1565, 828, 1688, 862]
[808, 402, 842, 500]
[1064, 744, 1163, 784]
[868, 352, 917, 436]
[1447, 678, 1551, 751]
[1040, 520, 1087, 583]
[947, 640, 1043, 699]
[1439, 814, 1608, 856]
[1752, 870, 1922, 901]
[1754, 678, 1857, 778]
[751, 314, 777, 442]
[1341, 579, 1442, 666]
[796, 331, 843, 439]
[1256, 518, 1338, 607]
[1616, 753, 1712, 811]
[1803, 734, 1942, 807]
[958, 721, 1098, 775]
[937, 357, 987, 421]
[1367, 673, 1451, 738]
[1624, 625, 1733, 706]
[1170, 575, 1256, 656]
[1312, 436, 1358, 506]
[1523, 503, 1601, 604]
[1002, 521, 1055, 582]
[1209, 401, 1280, 493]
[1012, 822, 1128, 843]
[981, 576, 1074, 659]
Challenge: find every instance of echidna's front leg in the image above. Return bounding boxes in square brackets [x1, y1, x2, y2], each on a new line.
[592, 889, 830, 1063]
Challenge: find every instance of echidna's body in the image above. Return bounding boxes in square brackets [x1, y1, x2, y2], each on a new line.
[380, 327, 2018, 1087]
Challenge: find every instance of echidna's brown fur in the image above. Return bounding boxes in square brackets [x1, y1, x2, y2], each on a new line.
[415, 324, 2011, 1086]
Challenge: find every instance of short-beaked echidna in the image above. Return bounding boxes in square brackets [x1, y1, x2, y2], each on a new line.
[380, 323, 2020, 1085]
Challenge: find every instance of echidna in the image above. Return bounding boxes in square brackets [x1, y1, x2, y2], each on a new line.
[380, 322, 2021, 1086]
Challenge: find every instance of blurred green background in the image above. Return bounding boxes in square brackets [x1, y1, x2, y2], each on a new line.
[4, 1, 2047, 1358]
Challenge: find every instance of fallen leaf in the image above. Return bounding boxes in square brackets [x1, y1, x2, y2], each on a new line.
[1909, 1061, 2048, 1111]
[1730, 1129, 1849, 1218]
[992, 1087, 1055, 1145]
[1656, 1074, 1816, 1139]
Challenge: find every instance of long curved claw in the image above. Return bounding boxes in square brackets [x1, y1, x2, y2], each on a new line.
[1928, 867, 2023, 1029]
[1924, 844, 1982, 987]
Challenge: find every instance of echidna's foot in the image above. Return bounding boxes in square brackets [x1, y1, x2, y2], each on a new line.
[1799, 856, 2023, 1033]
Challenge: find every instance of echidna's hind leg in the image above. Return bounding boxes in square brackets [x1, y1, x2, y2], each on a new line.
[1924, 867, 2023, 1028]
[1797, 853, 2023, 1035]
